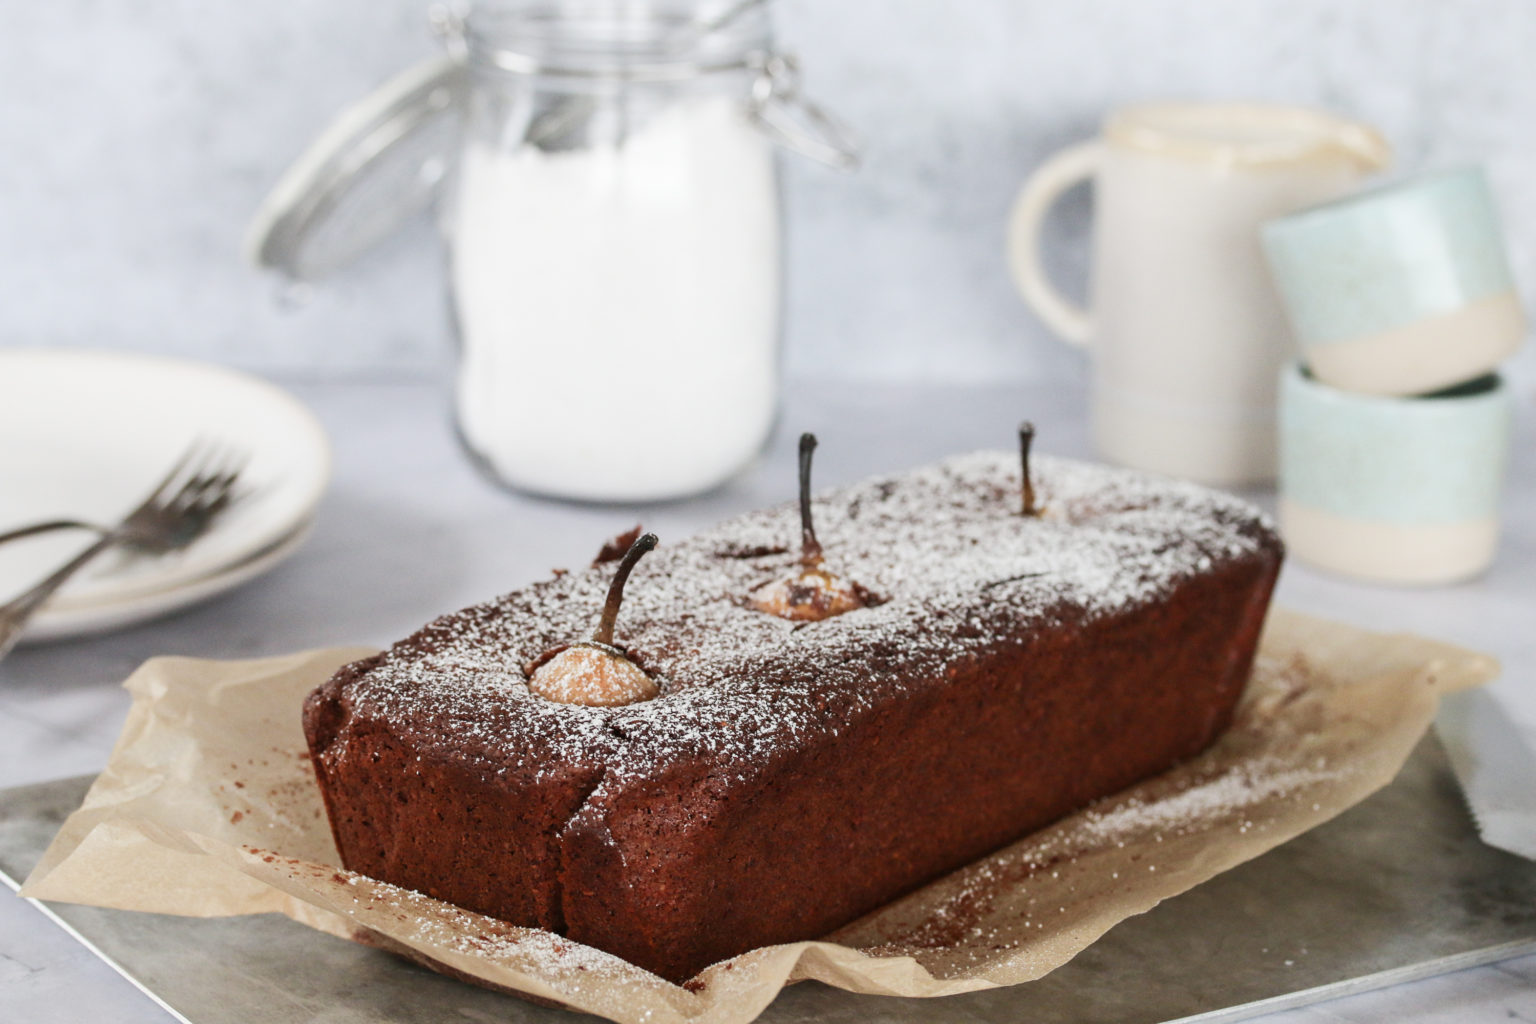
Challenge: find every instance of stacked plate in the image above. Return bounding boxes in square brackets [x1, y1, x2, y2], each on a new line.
[0, 350, 330, 641]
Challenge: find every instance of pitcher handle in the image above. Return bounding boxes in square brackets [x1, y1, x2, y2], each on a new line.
[1007, 141, 1101, 348]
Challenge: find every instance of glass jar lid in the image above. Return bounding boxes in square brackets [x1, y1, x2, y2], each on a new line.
[244, 55, 462, 281]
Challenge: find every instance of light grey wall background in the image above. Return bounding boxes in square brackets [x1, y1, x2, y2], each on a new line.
[2, 0, 1535, 386]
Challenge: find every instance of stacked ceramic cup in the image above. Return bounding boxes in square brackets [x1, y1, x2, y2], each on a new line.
[1262, 168, 1526, 585]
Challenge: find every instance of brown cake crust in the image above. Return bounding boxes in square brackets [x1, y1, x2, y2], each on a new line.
[304, 453, 1282, 981]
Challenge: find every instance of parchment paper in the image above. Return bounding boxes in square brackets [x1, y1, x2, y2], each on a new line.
[19, 609, 1498, 1024]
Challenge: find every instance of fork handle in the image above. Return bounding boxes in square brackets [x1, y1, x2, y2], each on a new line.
[0, 519, 107, 547]
[0, 532, 121, 661]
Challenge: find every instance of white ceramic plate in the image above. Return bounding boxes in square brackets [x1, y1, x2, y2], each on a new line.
[19, 521, 317, 641]
[20, 519, 318, 642]
[0, 349, 330, 636]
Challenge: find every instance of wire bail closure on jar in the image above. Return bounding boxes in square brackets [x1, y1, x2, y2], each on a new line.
[746, 52, 859, 170]
[429, 3, 470, 63]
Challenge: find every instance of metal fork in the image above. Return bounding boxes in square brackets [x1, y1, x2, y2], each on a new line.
[0, 443, 247, 660]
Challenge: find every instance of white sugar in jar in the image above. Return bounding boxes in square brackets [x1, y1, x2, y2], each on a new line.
[452, 96, 778, 501]
[444, 2, 852, 502]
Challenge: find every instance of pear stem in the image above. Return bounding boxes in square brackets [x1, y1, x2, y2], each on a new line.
[594, 532, 658, 647]
[1019, 422, 1038, 516]
[798, 432, 824, 567]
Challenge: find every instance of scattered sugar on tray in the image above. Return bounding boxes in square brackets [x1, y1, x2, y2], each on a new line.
[444, 924, 630, 979]
[1070, 756, 1342, 846]
[866, 749, 1343, 957]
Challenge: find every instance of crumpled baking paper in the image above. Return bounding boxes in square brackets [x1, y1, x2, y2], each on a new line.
[19, 609, 1497, 1024]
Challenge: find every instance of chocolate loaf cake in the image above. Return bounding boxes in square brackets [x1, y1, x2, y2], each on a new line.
[304, 452, 1282, 982]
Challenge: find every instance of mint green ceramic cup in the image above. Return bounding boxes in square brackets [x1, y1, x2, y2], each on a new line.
[1263, 168, 1526, 396]
[1278, 362, 1512, 584]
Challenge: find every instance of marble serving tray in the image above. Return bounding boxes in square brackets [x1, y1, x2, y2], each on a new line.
[2, 739, 1535, 1024]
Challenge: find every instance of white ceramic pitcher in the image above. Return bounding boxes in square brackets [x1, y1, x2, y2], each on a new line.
[1009, 103, 1390, 485]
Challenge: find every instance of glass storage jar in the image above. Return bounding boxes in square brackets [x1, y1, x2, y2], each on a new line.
[246, 0, 854, 503]
[444, 1, 850, 501]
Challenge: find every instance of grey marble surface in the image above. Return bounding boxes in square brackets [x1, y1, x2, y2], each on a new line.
[0, 376, 1533, 1022]
[2, 1, 1534, 391]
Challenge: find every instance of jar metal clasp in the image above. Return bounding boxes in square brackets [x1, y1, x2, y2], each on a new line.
[746, 52, 860, 171]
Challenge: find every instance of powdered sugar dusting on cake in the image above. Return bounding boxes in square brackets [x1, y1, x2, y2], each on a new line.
[333, 453, 1277, 785]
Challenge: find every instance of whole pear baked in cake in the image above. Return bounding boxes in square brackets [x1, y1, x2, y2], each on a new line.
[750, 433, 869, 621]
[304, 443, 1283, 982]
[525, 532, 660, 708]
